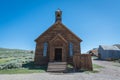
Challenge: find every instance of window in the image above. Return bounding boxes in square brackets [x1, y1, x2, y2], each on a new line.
[69, 42, 73, 56]
[43, 42, 48, 56]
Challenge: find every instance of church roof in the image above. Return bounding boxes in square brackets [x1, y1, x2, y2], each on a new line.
[35, 9, 82, 42]
[35, 21, 82, 42]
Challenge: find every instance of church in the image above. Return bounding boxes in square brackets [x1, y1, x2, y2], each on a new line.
[34, 9, 82, 66]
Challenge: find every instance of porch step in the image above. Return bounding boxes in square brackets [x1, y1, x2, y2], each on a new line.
[47, 62, 67, 72]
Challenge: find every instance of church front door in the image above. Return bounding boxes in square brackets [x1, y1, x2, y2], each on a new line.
[54, 48, 62, 62]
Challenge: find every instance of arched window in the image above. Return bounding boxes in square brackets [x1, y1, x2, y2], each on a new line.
[69, 42, 73, 56]
[43, 42, 48, 56]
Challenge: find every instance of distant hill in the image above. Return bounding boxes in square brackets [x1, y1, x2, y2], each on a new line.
[0, 48, 34, 58]
[0, 47, 32, 51]
[0, 48, 34, 70]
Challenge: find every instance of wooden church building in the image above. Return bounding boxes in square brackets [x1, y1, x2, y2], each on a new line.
[34, 9, 92, 71]
[34, 9, 82, 65]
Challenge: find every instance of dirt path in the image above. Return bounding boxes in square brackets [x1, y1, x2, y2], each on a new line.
[93, 59, 120, 79]
[0, 59, 120, 80]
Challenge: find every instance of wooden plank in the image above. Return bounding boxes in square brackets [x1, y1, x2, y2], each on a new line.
[73, 54, 93, 71]
[47, 62, 67, 72]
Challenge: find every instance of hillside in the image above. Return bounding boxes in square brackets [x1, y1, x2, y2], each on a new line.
[0, 48, 35, 71]
[0, 48, 34, 58]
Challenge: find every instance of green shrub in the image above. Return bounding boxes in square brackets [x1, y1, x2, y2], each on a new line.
[0, 61, 22, 70]
[0, 48, 34, 70]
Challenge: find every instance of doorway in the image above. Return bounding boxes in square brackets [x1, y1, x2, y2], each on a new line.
[55, 48, 62, 62]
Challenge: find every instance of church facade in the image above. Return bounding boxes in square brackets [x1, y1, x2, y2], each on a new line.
[34, 9, 82, 65]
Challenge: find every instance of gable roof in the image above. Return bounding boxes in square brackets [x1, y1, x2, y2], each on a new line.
[35, 21, 82, 42]
[99, 45, 120, 50]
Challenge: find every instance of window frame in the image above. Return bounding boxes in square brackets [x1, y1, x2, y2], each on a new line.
[43, 42, 48, 56]
[69, 42, 73, 56]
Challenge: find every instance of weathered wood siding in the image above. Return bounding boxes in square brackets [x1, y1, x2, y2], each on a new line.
[34, 22, 82, 65]
[73, 54, 93, 71]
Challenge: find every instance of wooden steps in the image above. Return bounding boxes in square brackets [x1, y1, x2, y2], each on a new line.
[47, 62, 67, 72]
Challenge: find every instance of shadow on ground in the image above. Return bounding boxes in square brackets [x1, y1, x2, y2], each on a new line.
[22, 62, 94, 73]
[22, 61, 47, 71]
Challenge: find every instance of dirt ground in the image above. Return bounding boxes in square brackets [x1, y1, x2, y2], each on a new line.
[0, 59, 120, 80]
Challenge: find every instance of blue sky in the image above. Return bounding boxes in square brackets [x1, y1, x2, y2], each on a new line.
[0, 0, 120, 52]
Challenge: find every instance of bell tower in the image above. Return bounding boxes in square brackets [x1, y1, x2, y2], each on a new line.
[55, 9, 62, 22]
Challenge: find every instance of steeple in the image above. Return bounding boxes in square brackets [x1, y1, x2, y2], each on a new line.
[55, 8, 62, 22]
